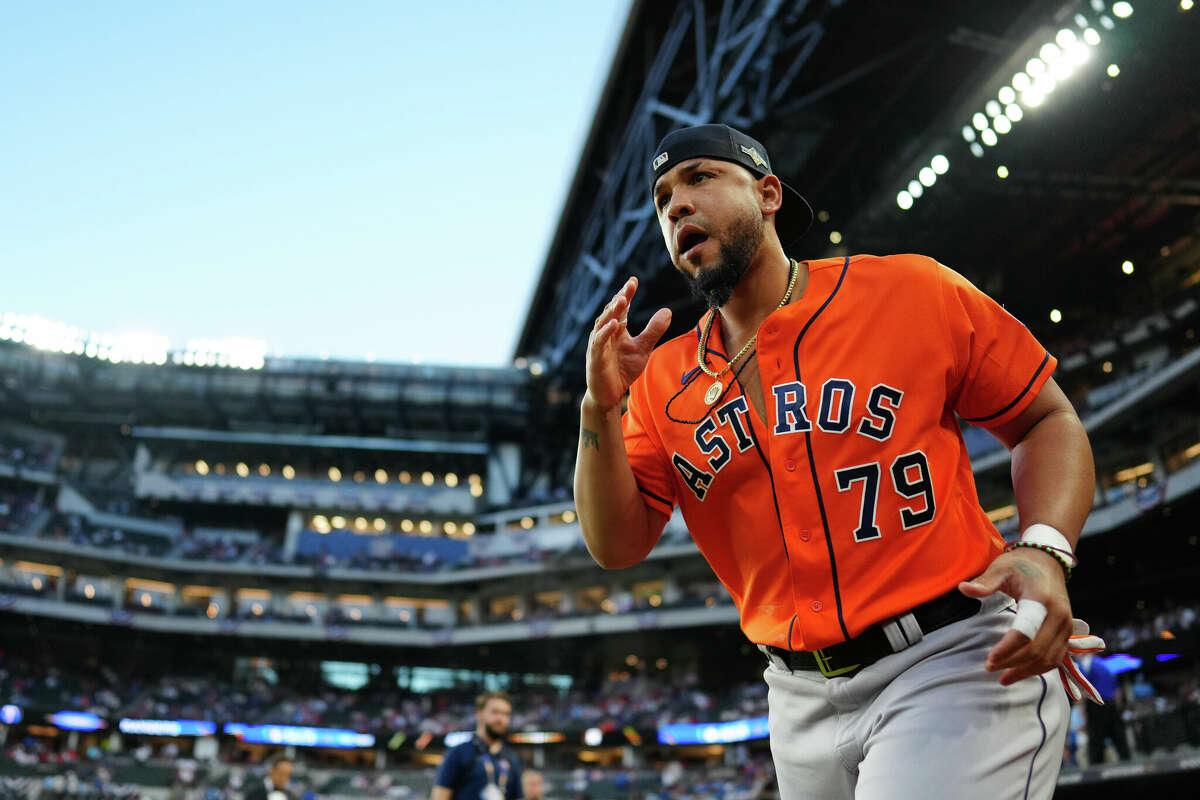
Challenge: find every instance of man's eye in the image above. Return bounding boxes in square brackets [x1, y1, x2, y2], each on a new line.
[656, 194, 669, 210]
[691, 172, 711, 184]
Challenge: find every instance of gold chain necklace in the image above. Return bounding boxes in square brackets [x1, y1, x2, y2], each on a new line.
[697, 258, 799, 405]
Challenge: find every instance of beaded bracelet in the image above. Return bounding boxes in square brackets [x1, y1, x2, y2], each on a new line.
[1004, 541, 1074, 581]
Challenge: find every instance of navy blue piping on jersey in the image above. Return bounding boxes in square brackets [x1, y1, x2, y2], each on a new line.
[736, 362, 797, 650]
[638, 486, 673, 511]
[961, 352, 1052, 423]
[1024, 674, 1050, 800]
[791, 256, 852, 642]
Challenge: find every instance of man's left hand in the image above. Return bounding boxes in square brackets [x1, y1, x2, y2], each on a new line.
[958, 548, 1073, 686]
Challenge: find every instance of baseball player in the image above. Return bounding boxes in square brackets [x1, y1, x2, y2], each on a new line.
[574, 123, 1101, 799]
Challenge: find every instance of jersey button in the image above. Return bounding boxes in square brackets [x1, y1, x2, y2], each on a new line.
[810, 600, 823, 612]
[785, 459, 796, 472]
[799, 529, 811, 542]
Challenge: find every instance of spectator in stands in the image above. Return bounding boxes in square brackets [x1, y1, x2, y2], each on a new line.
[434, 691, 523, 800]
[245, 753, 295, 800]
[520, 769, 545, 800]
[1078, 655, 1131, 764]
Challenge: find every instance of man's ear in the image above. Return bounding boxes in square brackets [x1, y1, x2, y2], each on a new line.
[758, 174, 783, 214]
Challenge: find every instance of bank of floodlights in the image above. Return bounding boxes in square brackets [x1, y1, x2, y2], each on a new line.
[0, 312, 169, 365]
[174, 337, 267, 370]
[0, 311, 267, 370]
[898, 2, 1134, 211]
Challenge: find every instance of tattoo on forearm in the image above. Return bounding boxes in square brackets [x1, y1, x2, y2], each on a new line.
[581, 428, 600, 450]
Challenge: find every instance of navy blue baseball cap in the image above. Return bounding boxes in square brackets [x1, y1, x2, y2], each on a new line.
[649, 123, 813, 246]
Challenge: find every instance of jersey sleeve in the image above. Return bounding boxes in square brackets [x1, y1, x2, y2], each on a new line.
[621, 370, 677, 516]
[937, 264, 1057, 428]
[433, 745, 465, 789]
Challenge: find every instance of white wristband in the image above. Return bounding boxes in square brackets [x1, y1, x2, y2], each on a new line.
[1021, 523, 1077, 568]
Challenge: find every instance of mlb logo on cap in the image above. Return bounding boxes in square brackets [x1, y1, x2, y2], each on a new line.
[652, 151, 669, 170]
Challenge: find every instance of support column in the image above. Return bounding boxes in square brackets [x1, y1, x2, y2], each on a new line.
[283, 510, 303, 562]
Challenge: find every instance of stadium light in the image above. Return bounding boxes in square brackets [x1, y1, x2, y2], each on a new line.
[1112, 2, 1132, 19]
[1183, 0, 1194, 11]
[445, 472, 459, 487]
[994, 116, 1012, 135]
[329, 466, 342, 482]
[985, 100, 1002, 118]
[421, 471, 435, 486]
[829, 231, 843, 245]
[1122, 260, 1134, 274]
[981, 129, 999, 147]
[375, 468, 388, 484]
[1039, 43, 1061, 63]
[1012, 72, 1031, 92]
[1050, 309, 1063, 323]
[997, 165, 1010, 179]
[1005, 104, 1024, 122]
[373, 518, 386, 532]
[283, 465, 296, 480]
[331, 515, 346, 529]
[1107, 64, 1120, 77]
[1026, 57, 1046, 77]
[931, 155, 950, 174]
[462, 522, 476, 536]
[918, 167, 937, 187]
[972, 112, 988, 131]
[970, 143, 985, 158]
[1100, 14, 1115, 29]
[1083, 27, 1102, 46]
[418, 520, 433, 534]
[908, 180, 923, 199]
[961, 125, 976, 143]
[896, 191, 914, 210]
[997, 86, 1016, 104]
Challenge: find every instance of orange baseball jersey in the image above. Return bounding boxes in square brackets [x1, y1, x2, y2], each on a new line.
[621, 253, 1056, 651]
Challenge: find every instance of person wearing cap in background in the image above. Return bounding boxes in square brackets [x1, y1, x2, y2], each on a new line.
[244, 753, 295, 800]
[574, 123, 1104, 799]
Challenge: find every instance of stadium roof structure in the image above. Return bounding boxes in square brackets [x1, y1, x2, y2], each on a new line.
[516, 0, 1200, 391]
[0, 343, 531, 446]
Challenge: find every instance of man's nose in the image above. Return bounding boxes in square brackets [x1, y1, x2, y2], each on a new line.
[667, 192, 694, 223]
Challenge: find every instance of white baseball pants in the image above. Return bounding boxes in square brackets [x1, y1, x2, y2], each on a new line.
[763, 594, 1069, 800]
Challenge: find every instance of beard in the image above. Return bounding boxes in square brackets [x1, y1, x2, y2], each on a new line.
[484, 722, 507, 740]
[681, 211, 764, 308]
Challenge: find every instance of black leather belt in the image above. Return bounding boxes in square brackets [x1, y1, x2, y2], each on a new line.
[763, 589, 982, 678]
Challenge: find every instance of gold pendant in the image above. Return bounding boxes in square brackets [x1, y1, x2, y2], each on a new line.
[704, 380, 723, 405]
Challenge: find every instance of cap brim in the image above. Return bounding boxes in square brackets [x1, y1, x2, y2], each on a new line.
[775, 180, 814, 248]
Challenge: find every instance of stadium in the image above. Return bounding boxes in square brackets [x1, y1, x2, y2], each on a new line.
[2, 1, 1199, 798]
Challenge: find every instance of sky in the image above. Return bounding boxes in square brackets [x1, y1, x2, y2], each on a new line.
[0, 1, 630, 366]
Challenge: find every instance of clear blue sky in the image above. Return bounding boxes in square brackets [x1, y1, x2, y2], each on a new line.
[0, 1, 629, 366]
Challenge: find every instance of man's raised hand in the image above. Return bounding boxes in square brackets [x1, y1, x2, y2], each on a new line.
[585, 277, 672, 411]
